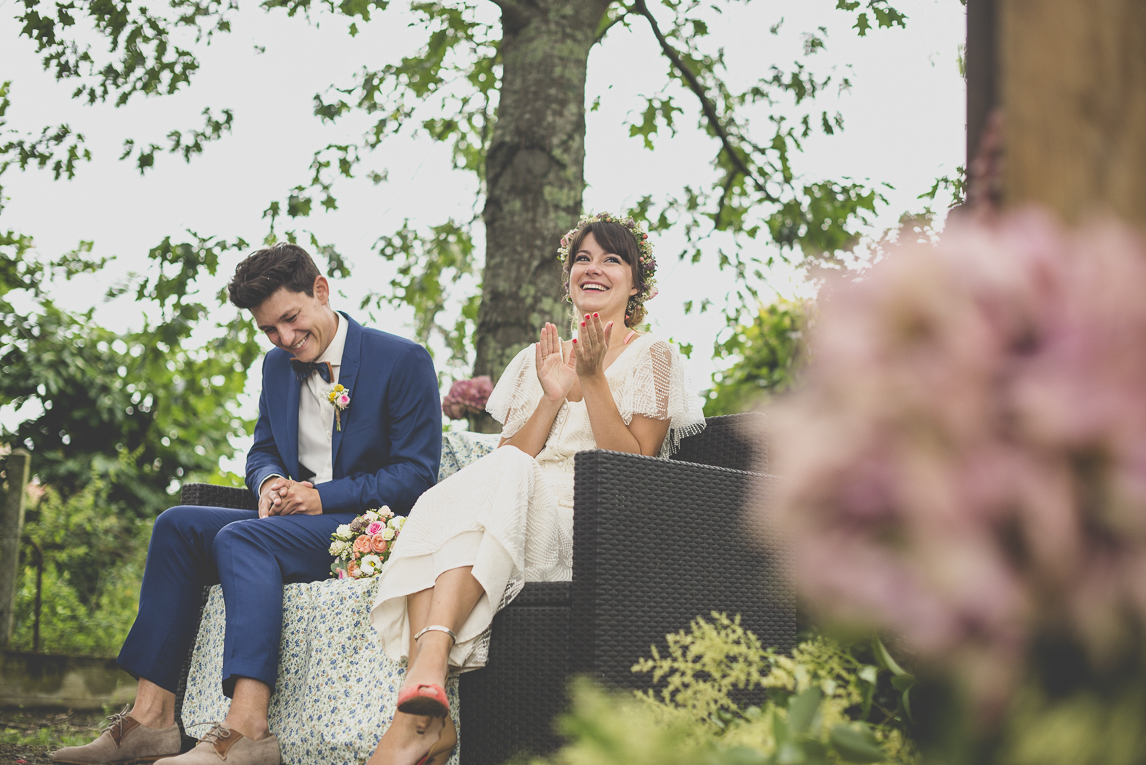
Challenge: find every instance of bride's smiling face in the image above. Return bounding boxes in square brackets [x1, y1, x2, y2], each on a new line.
[569, 232, 638, 319]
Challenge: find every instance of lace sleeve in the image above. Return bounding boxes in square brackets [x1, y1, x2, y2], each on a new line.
[485, 344, 543, 439]
[616, 337, 707, 458]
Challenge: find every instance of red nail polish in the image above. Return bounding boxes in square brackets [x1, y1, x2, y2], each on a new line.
[594, 313, 599, 318]
[581, 321, 585, 326]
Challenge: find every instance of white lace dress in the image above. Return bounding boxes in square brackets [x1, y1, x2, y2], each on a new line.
[369, 333, 706, 670]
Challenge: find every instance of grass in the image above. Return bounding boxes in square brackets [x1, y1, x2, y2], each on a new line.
[0, 708, 110, 751]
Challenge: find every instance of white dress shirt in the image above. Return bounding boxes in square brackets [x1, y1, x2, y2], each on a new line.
[297, 312, 348, 485]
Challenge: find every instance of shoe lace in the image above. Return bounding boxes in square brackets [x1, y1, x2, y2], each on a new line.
[188, 722, 233, 746]
[103, 705, 133, 737]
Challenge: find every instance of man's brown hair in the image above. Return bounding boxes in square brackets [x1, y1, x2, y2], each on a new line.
[228, 243, 321, 310]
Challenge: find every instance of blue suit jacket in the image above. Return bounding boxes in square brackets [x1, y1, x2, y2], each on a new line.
[245, 312, 441, 514]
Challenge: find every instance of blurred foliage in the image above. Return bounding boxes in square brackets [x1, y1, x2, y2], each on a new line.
[1, 230, 260, 519]
[10, 472, 152, 654]
[917, 166, 967, 213]
[1, 154, 261, 651]
[706, 300, 811, 416]
[536, 614, 916, 765]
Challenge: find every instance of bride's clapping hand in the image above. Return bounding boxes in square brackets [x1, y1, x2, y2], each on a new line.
[573, 312, 612, 379]
[535, 322, 577, 403]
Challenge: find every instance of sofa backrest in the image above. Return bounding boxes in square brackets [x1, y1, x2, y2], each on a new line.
[670, 412, 766, 473]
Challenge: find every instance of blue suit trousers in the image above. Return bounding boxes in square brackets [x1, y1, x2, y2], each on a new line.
[117, 505, 356, 697]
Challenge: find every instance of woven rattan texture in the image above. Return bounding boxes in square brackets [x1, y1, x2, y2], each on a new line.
[671, 411, 766, 473]
[180, 482, 257, 511]
[458, 605, 570, 765]
[511, 581, 572, 607]
[570, 450, 794, 689]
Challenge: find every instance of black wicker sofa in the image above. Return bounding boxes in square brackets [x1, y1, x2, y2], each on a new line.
[175, 412, 794, 765]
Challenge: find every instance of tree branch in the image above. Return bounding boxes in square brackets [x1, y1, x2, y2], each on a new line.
[595, 8, 632, 45]
[632, 0, 772, 200]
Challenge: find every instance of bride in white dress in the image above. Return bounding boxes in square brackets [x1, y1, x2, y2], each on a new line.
[366, 213, 706, 765]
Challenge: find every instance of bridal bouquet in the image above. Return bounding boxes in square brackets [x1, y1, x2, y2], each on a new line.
[329, 507, 405, 579]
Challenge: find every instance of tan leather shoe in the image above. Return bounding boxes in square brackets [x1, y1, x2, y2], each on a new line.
[155, 725, 280, 765]
[52, 706, 181, 764]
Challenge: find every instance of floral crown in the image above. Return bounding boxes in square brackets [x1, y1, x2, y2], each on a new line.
[558, 212, 658, 309]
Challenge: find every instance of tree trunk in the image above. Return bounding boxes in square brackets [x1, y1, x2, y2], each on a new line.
[1001, 0, 1146, 224]
[473, 0, 611, 431]
[0, 451, 30, 648]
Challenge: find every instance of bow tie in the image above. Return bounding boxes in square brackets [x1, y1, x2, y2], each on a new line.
[290, 358, 334, 384]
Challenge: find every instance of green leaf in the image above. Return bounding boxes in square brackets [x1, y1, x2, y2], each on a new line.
[829, 725, 885, 763]
[717, 745, 769, 765]
[786, 687, 822, 735]
[857, 665, 878, 720]
[890, 675, 914, 692]
[771, 708, 788, 745]
[872, 634, 910, 677]
[776, 741, 805, 765]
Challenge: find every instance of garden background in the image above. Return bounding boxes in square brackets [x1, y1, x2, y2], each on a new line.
[0, 0, 964, 658]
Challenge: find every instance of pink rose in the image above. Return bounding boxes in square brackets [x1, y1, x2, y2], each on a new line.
[367, 521, 385, 535]
[337, 568, 347, 580]
[369, 535, 389, 554]
[347, 560, 361, 578]
[352, 536, 371, 555]
[337, 393, 350, 406]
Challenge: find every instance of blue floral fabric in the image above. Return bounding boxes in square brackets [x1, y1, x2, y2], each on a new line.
[437, 431, 500, 482]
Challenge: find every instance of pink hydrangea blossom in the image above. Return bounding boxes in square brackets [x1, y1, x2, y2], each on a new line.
[759, 210, 1146, 717]
[442, 376, 494, 421]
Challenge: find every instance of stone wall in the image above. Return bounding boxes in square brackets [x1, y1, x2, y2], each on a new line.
[0, 651, 135, 709]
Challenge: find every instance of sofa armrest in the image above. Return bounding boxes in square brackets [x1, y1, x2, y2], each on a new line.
[570, 449, 793, 689]
[180, 483, 257, 511]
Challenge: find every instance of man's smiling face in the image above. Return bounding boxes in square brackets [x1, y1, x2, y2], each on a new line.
[250, 276, 336, 362]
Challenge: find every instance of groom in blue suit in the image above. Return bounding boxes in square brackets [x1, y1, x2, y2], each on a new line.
[54, 244, 441, 765]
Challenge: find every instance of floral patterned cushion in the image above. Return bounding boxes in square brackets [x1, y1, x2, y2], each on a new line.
[438, 431, 500, 482]
[182, 436, 498, 764]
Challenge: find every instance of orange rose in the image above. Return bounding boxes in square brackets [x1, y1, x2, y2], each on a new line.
[347, 560, 361, 578]
[369, 535, 389, 554]
[353, 535, 372, 555]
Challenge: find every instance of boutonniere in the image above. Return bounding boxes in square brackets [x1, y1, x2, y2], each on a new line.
[326, 384, 351, 431]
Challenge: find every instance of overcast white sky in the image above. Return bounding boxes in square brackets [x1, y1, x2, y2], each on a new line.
[1, 0, 966, 465]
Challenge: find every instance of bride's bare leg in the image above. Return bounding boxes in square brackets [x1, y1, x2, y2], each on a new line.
[367, 573, 480, 765]
[405, 588, 434, 734]
[404, 567, 484, 692]
[367, 587, 438, 765]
